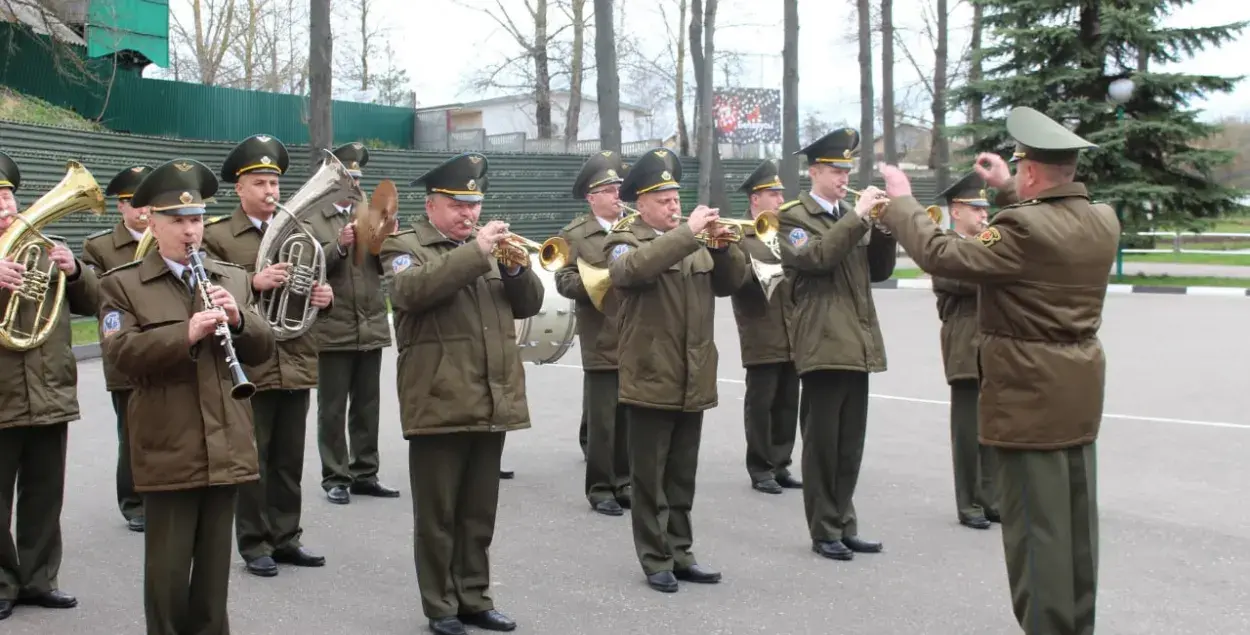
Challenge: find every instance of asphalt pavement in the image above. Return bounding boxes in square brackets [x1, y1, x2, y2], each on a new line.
[896, 256, 1250, 279]
[6, 290, 1250, 635]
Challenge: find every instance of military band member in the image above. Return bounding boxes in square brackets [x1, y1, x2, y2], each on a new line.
[0, 150, 97, 620]
[930, 172, 1000, 530]
[98, 159, 276, 635]
[82, 164, 153, 533]
[604, 148, 746, 593]
[875, 106, 1118, 635]
[308, 142, 400, 505]
[776, 128, 895, 562]
[555, 150, 631, 516]
[379, 152, 542, 635]
[201, 134, 334, 577]
[731, 160, 800, 495]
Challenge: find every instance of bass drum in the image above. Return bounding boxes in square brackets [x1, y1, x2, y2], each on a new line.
[515, 253, 577, 365]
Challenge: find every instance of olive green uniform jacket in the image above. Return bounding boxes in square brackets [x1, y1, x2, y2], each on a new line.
[81, 222, 142, 392]
[379, 218, 544, 436]
[553, 213, 620, 370]
[604, 222, 747, 412]
[776, 192, 897, 375]
[305, 201, 392, 352]
[931, 230, 980, 384]
[731, 230, 793, 367]
[98, 251, 276, 491]
[880, 182, 1119, 450]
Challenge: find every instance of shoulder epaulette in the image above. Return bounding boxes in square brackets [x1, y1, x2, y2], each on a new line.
[561, 214, 591, 233]
[100, 260, 142, 277]
[998, 198, 1038, 212]
[608, 213, 638, 233]
[204, 215, 230, 225]
[84, 228, 112, 241]
[778, 199, 803, 212]
[44, 234, 68, 244]
[212, 259, 247, 271]
[391, 228, 416, 237]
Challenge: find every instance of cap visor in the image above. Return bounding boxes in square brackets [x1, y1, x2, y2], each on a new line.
[451, 194, 484, 203]
[156, 206, 207, 216]
[652, 183, 680, 192]
[346, 170, 362, 178]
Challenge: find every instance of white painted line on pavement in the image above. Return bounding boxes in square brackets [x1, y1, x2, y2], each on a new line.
[534, 362, 1248, 431]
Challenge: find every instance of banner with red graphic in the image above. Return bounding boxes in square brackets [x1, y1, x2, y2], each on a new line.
[713, 88, 781, 144]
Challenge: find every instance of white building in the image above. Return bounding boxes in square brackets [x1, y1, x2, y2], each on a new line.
[416, 91, 655, 149]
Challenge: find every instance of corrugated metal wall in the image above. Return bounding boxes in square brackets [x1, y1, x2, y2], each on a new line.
[0, 120, 940, 253]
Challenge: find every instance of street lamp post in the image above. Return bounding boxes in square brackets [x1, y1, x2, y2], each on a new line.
[1108, 77, 1135, 280]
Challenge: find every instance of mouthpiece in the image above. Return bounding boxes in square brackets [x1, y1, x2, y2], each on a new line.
[462, 219, 473, 228]
[264, 196, 277, 204]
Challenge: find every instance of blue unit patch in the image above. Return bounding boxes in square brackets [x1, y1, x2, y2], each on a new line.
[788, 227, 808, 247]
[392, 254, 412, 273]
[610, 244, 631, 261]
[101, 310, 122, 338]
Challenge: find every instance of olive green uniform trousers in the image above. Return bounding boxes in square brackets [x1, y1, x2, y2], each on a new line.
[144, 486, 237, 635]
[583, 370, 630, 505]
[409, 431, 505, 619]
[316, 350, 383, 491]
[113, 390, 143, 522]
[950, 379, 999, 521]
[743, 362, 800, 484]
[0, 423, 68, 601]
[998, 443, 1098, 635]
[625, 406, 703, 575]
[235, 389, 310, 561]
[798, 370, 869, 542]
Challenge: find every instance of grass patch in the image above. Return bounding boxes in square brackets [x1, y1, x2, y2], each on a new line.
[0, 88, 105, 131]
[1123, 252, 1250, 266]
[892, 268, 1250, 289]
[71, 319, 98, 346]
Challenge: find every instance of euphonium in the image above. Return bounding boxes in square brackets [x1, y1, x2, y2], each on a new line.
[0, 160, 106, 351]
[255, 149, 363, 341]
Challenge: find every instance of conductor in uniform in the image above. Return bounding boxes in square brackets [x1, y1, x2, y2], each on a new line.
[929, 172, 1000, 530]
[379, 152, 543, 635]
[201, 134, 335, 577]
[82, 164, 154, 533]
[555, 150, 632, 516]
[874, 106, 1118, 635]
[0, 150, 97, 620]
[98, 158, 275, 635]
[731, 160, 800, 495]
[604, 148, 746, 593]
[308, 142, 400, 505]
[776, 129, 895, 562]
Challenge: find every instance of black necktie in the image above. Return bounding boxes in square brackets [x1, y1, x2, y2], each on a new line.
[180, 268, 195, 295]
[260, 221, 270, 234]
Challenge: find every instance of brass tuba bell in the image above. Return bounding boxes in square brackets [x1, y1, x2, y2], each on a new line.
[0, 160, 106, 351]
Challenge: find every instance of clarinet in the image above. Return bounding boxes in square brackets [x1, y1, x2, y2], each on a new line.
[187, 245, 257, 401]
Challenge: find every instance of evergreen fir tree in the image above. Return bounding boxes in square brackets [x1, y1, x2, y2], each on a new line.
[950, 0, 1247, 230]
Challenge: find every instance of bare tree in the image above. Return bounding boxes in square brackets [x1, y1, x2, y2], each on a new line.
[674, 0, 690, 155]
[592, 0, 621, 151]
[169, 0, 238, 85]
[781, 0, 800, 198]
[857, 0, 874, 188]
[308, 0, 332, 168]
[931, 0, 950, 190]
[690, 0, 725, 208]
[880, 0, 897, 164]
[562, 0, 587, 149]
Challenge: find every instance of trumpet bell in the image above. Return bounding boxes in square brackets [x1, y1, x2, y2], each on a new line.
[925, 205, 943, 225]
[539, 236, 570, 271]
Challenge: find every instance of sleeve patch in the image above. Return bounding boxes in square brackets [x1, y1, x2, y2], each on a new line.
[101, 310, 121, 338]
[610, 244, 631, 261]
[977, 227, 1002, 247]
[392, 254, 412, 273]
[787, 227, 808, 247]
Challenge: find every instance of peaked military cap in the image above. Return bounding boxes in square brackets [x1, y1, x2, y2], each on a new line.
[796, 128, 860, 169]
[937, 172, 990, 208]
[739, 159, 784, 193]
[131, 159, 218, 216]
[331, 142, 369, 178]
[411, 152, 488, 203]
[619, 147, 681, 203]
[221, 134, 289, 183]
[1007, 106, 1097, 165]
[572, 150, 625, 199]
[0, 151, 20, 191]
[105, 165, 154, 200]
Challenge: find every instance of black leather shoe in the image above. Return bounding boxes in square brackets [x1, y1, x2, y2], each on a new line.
[326, 486, 350, 505]
[616, 488, 631, 509]
[674, 564, 721, 583]
[272, 546, 325, 567]
[646, 571, 679, 593]
[986, 510, 1002, 523]
[592, 499, 624, 516]
[842, 536, 883, 553]
[349, 481, 400, 498]
[752, 479, 783, 494]
[460, 609, 517, 632]
[776, 474, 803, 489]
[127, 516, 146, 532]
[245, 556, 278, 577]
[812, 540, 853, 561]
[0, 599, 12, 620]
[499, 470, 514, 479]
[961, 517, 992, 530]
[428, 617, 467, 635]
[17, 589, 77, 609]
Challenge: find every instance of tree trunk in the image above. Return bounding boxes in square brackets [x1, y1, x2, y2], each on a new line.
[308, 0, 333, 170]
[881, 0, 896, 164]
[534, 0, 553, 139]
[593, 0, 621, 151]
[690, 0, 715, 205]
[931, 0, 949, 192]
[565, 0, 585, 150]
[675, 0, 690, 156]
[359, 0, 370, 90]
[856, 0, 874, 188]
[781, 0, 799, 199]
[968, 2, 983, 125]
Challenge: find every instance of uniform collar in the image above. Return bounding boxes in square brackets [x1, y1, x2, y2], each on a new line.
[112, 221, 139, 248]
[137, 248, 223, 283]
[414, 217, 467, 247]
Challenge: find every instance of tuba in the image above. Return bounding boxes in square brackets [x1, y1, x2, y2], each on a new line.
[0, 160, 106, 351]
[255, 149, 363, 341]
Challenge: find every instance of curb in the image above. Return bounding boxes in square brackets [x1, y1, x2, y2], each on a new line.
[871, 278, 1250, 297]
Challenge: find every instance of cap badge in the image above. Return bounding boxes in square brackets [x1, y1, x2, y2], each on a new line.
[843, 149, 853, 158]
[260, 156, 271, 165]
[601, 150, 613, 157]
[468, 155, 483, 165]
[130, 166, 145, 173]
[606, 169, 617, 178]
[660, 170, 672, 181]
[352, 142, 363, 150]
[179, 191, 193, 205]
[256, 135, 271, 142]
[467, 179, 477, 191]
[174, 162, 193, 172]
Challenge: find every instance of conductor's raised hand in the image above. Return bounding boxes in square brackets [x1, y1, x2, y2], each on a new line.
[206, 284, 241, 327]
[974, 152, 1011, 189]
[878, 164, 913, 199]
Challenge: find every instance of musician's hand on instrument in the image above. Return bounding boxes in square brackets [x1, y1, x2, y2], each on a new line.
[475, 221, 509, 254]
[207, 285, 241, 328]
[878, 164, 913, 198]
[706, 223, 735, 247]
[687, 205, 719, 234]
[187, 310, 224, 345]
[338, 223, 356, 247]
[310, 282, 334, 309]
[253, 263, 290, 291]
[49, 245, 77, 275]
[0, 259, 25, 291]
[974, 152, 1011, 188]
[854, 187, 887, 218]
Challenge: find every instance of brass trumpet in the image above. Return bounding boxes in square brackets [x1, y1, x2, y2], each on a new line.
[467, 219, 569, 272]
[616, 203, 781, 245]
[843, 186, 943, 230]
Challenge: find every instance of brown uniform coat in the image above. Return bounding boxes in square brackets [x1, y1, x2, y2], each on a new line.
[604, 222, 747, 412]
[98, 251, 275, 492]
[305, 202, 392, 352]
[0, 258, 98, 431]
[880, 182, 1119, 450]
[777, 192, 897, 375]
[932, 230, 980, 384]
[553, 213, 621, 370]
[379, 218, 544, 436]
[81, 222, 142, 391]
[201, 206, 319, 390]
[731, 230, 794, 367]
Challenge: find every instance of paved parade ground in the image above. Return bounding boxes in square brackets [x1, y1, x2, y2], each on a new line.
[6, 289, 1250, 635]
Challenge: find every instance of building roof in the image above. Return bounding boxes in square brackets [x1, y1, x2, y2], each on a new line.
[418, 90, 651, 116]
[0, 1, 86, 46]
